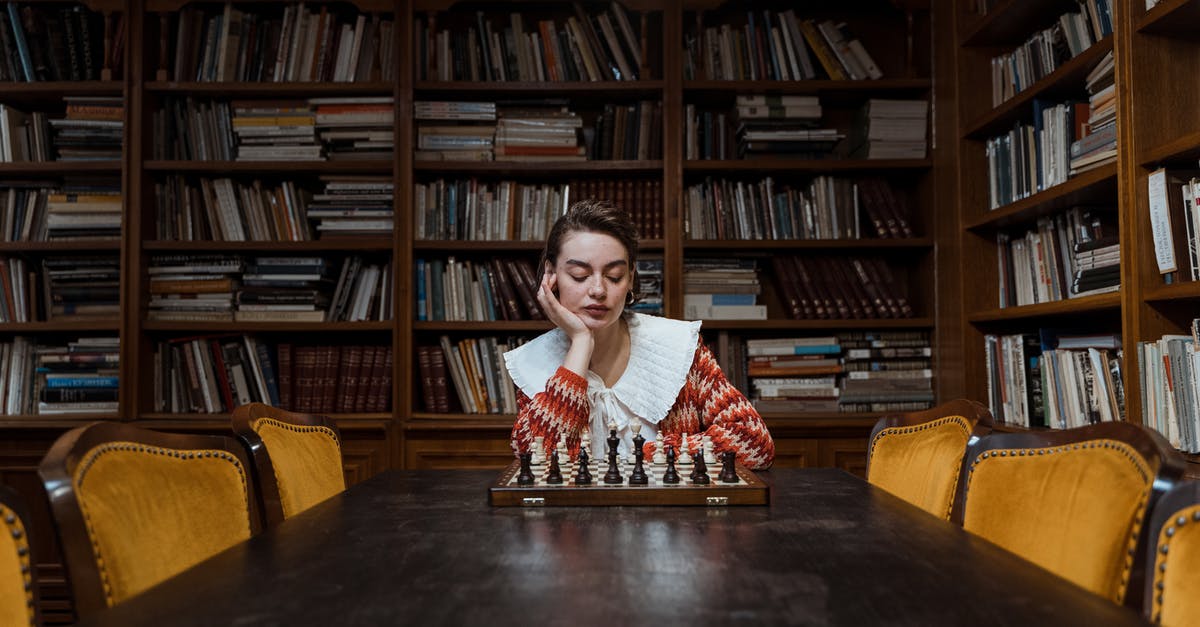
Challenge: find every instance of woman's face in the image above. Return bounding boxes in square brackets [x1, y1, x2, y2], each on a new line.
[549, 230, 632, 332]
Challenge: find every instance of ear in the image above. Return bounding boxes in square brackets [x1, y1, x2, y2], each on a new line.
[543, 261, 553, 275]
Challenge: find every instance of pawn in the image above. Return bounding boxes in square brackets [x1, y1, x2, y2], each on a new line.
[719, 450, 739, 483]
[531, 436, 545, 466]
[678, 434, 693, 466]
[517, 452, 535, 485]
[690, 450, 710, 485]
[576, 449, 593, 485]
[556, 437, 569, 463]
[652, 433, 666, 465]
[703, 436, 717, 465]
[546, 447, 563, 484]
[662, 445, 681, 484]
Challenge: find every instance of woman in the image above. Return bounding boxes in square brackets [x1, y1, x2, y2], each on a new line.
[504, 199, 774, 469]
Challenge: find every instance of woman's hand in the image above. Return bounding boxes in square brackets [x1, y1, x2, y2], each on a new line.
[538, 271, 590, 340]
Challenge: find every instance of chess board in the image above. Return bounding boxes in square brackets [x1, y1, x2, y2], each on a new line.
[488, 457, 769, 507]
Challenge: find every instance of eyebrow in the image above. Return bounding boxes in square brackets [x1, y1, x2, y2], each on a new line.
[564, 259, 628, 271]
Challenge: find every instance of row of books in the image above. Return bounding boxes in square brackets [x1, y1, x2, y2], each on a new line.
[0, 180, 122, 241]
[171, 4, 395, 83]
[984, 330, 1123, 429]
[147, 254, 389, 323]
[154, 336, 391, 415]
[1, 4, 119, 82]
[414, 178, 661, 242]
[684, 11, 881, 81]
[850, 99, 928, 160]
[771, 255, 915, 321]
[415, 256, 543, 322]
[0, 97, 123, 162]
[1139, 322, 1200, 453]
[685, 96, 834, 161]
[152, 97, 394, 162]
[416, 336, 525, 414]
[1148, 169, 1200, 284]
[996, 207, 1119, 307]
[0, 257, 115, 323]
[989, 0, 1113, 106]
[683, 258, 763, 320]
[683, 175, 914, 241]
[415, 2, 644, 82]
[984, 98, 1086, 210]
[0, 336, 119, 415]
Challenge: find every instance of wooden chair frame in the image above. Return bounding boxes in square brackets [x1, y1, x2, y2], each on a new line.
[37, 421, 261, 619]
[0, 485, 40, 627]
[231, 402, 344, 529]
[1143, 480, 1200, 621]
[953, 421, 1186, 610]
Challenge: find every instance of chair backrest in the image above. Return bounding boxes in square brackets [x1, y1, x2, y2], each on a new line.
[38, 421, 259, 618]
[954, 422, 1186, 607]
[866, 398, 994, 519]
[231, 402, 345, 528]
[0, 486, 39, 627]
[1144, 481, 1200, 625]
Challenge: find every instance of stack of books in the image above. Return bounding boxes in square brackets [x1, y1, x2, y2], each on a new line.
[629, 257, 663, 316]
[734, 95, 840, 159]
[1069, 51, 1116, 175]
[50, 97, 123, 161]
[236, 256, 332, 322]
[683, 258, 764, 320]
[851, 99, 928, 159]
[495, 103, 584, 162]
[308, 175, 393, 238]
[746, 337, 843, 414]
[147, 254, 242, 321]
[838, 331, 933, 412]
[232, 100, 321, 162]
[35, 337, 120, 416]
[42, 256, 119, 319]
[414, 100, 497, 162]
[313, 97, 394, 160]
[44, 179, 122, 240]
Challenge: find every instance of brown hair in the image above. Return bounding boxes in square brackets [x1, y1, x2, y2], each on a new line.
[541, 199, 640, 305]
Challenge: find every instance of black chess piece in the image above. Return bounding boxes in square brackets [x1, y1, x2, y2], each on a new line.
[662, 445, 681, 484]
[546, 448, 563, 484]
[691, 450, 710, 485]
[603, 428, 623, 484]
[719, 450, 739, 483]
[576, 449, 593, 485]
[517, 452, 535, 485]
[628, 430, 648, 485]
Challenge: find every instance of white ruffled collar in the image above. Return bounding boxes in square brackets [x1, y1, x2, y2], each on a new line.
[503, 313, 702, 424]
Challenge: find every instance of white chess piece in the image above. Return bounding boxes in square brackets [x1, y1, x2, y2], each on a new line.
[678, 433, 693, 465]
[556, 437, 568, 462]
[581, 430, 592, 460]
[629, 423, 643, 464]
[531, 435, 544, 466]
[652, 432, 666, 465]
[703, 436, 717, 465]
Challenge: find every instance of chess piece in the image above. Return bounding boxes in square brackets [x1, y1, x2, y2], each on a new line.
[531, 436, 545, 466]
[629, 423, 648, 485]
[603, 426, 623, 484]
[581, 430, 592, 459]
[703, 436, 717, 465]
[719, 450, 739, 483]
[546, 447, 563, 484]
[576, 449, 593, 485]
[662, 445, 681, 484]
[556, 437, 569, 463]
[678, 433, 693, 466]
[652, 433, 666, 464]
[517, 452, 535, 485]
[691, 450, 710, 485]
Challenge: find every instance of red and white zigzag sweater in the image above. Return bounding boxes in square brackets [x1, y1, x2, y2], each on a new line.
[510, 341, 775, 469]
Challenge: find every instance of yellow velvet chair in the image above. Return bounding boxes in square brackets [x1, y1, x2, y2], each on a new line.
[866, 399, 993, 520]
[1145, 481, 1200, 625]
[232, 402, 346, 528]
[38, 422, 260, 618]
[954, 422, 1186, 608]
[0, 486, 39, 626]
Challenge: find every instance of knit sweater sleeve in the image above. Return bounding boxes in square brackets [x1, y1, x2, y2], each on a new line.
[651, 342, 775, 469]
[510, 366, 590, 458]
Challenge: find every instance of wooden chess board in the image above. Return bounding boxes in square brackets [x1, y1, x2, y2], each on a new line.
[488, 458, 769, 507]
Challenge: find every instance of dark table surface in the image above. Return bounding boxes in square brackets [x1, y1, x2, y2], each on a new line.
[76, 468, 1148, 626]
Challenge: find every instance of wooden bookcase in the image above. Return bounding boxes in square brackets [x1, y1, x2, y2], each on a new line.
[946, 0, 1200, 473]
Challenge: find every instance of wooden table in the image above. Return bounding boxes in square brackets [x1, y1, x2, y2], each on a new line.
[76, 469, 1148, 626]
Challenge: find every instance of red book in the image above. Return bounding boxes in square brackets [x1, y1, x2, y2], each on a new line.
[208, 339, 235, 412]
[353, 346, 375, 413]
[277, 343, 293, 411]
[417, 346, 437, 413]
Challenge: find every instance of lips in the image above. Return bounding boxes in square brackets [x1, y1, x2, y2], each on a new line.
[583, 306, 609, 316]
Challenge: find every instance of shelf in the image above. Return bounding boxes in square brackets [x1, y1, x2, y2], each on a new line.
[1140, 129, 1200, 167]
[413, 321, 553, 332]
[0, 162, 121, 175]
[142, 239, 394, 251]
[406, 416, 515, 430]
[0, 240, 121, 252]
[413, 160, 661, 174]
[1137, 0, 1200, 35]
[0, 81, 124, 102]
[413, 239, 664, 252]
[0, 416, 116, 429]
[414, 80, 664, 96]
[142, 321, 393, 332]
[0, 320, 121, 332]
[684, 238, 932, 250]
[1143, 280, 1200, 303]
[138, 413, 393, 425]
[965, 164, 1119, 231]
[961, 38, 1113, 140]
[684, 159, 931, 172]
[683, 79, 931, 97]
[960, 0, 1079, 46]
[761, 414, 881, 430]
[967, 292, 1122, 323]
[145, 81, 394, 96]
[699, 318, 934, 331]
[144, 160, 394, 173]
[148, 0, 390, 10]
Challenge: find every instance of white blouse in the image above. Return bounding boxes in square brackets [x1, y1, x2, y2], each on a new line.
[504, 313, 702, 459]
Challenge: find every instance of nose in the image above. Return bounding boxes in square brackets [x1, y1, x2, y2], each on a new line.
[588, 277, 606, 297]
